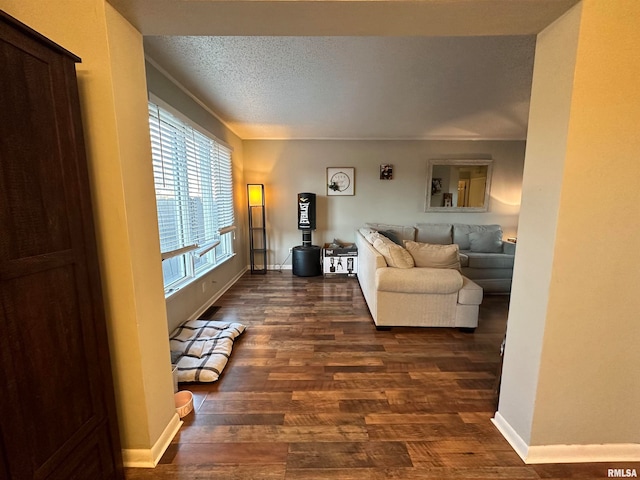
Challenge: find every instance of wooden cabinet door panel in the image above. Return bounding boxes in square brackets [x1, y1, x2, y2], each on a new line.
[0, 12, 123, 479]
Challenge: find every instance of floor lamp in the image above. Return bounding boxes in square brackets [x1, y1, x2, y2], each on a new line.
[247, 184, 267, 274]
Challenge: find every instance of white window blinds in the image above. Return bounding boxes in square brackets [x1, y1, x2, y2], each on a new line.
[148, 101, 235, 263]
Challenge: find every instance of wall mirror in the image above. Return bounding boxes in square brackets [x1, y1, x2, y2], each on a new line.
[425, 159, 493, 212]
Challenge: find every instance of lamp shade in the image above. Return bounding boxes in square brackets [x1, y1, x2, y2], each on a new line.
[247, 184, 264, 207]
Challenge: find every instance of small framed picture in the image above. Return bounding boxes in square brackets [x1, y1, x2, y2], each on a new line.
[380, 164, 393, 180]
[431, 178, 443, 195]
[327, 167, 355, 196]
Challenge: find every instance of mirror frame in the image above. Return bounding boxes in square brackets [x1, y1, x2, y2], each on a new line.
[425, 158, 493, 212]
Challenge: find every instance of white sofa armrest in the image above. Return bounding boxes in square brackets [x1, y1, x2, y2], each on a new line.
[458, 276, 483, 305]
[502, 241, 516, 255]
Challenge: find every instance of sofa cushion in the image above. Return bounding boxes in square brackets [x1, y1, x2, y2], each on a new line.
[405, 241, 461, 270]
[377, 267, 463, 294]
[359, 227, 378, 243]
[453, 224, 502, 250]
[461, 267, 513, 280]
[361, 229, 389, 247]
[462, 251, 515, 269]
[373, 237, 415, 268]
[361, 228, 394, 247]
[469, 230, 503, 253]
[414, 223, 453, 245]
[365, 223, 416, 243]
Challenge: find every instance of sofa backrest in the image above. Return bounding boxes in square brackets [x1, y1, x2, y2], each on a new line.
[364, 222, 416, 243]
[452, 224, 502, 250]
[414, 223, 453, 245]
[365, 222, 506, 251]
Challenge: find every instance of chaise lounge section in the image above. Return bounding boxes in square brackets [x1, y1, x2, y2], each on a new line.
[355, 227, 483, 329]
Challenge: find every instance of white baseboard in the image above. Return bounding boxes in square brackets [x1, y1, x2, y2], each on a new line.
[492, 411, 640, 464]
[244, 264, 293, 271]
[269, 264, 292, 271]
[491, 411, 530, 461]
[527, 443, 640, 464]
[122, 412, 182, 468]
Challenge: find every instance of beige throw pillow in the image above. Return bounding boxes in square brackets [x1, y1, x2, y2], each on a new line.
[405, 241, 461, 270]
[372, 237, 415, 269]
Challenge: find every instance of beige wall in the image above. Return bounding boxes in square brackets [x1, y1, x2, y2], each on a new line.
[243, 139, 525, 267]
[0, 0, 176, 461]
[103, 5, 176, 453]
[532, 0, 640, 446]
[499, 0, 640, 459]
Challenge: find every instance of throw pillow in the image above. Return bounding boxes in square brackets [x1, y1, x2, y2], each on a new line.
[365, 223, 416, 243]
[453, 224, 502, 250]
[378, 230, 402, 245]
[359, 227, 378, 244]
[405, 241, 461, 270]
[372, 237, 415, 269]
[468, 230, 503, 253]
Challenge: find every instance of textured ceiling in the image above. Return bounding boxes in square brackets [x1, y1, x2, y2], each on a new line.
[108, 0, 580, 37]
[108, 0, 580, 140]
[144, 35, 536, 140]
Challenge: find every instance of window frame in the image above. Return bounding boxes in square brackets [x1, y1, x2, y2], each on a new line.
[148, 95, 236, 297]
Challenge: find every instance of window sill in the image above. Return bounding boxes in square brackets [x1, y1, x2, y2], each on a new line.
[164, 253, 236, 300]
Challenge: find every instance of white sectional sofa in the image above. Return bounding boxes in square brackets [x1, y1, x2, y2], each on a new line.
[415, 223, 516, 294]
[355, 226, 483, 330]
[367, 222, 515, 294]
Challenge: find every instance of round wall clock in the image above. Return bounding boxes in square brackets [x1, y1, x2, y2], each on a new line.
[327, 167, 355, 196]
[330, 171, 350, 192]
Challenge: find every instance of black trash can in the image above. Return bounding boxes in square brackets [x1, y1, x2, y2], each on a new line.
[292, 245, 322, 277]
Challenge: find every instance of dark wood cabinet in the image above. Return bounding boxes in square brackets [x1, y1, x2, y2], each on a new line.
[0, 11, 123, 479]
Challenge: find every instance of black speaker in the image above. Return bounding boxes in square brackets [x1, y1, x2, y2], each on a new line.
[297, 193, 316, 230]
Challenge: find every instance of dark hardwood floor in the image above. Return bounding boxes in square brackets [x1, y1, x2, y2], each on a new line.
[125, 272, 630, 479]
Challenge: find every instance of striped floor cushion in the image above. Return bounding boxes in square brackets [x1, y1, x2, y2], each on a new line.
[170, 319, 246, 383]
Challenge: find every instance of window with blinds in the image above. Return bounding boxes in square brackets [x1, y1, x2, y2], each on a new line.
[148, 101, 235, 292]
